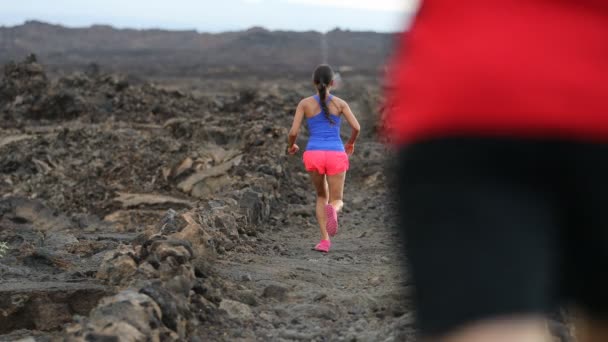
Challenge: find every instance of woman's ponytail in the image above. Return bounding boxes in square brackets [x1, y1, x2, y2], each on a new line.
[313, 64, 335, 125]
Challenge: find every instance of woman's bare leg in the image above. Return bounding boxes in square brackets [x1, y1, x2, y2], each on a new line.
[309, 171, 329, 240]
[327, 172, 346, 212]
[430, 317, 551, 342]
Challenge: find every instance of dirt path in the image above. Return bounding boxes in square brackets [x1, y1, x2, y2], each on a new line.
[210, 130, 416, 341]
[211, 87, 416, 342]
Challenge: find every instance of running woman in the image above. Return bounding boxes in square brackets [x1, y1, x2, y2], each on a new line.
[287, 64, 360, 253]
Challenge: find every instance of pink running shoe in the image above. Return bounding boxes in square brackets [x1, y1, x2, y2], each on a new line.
[314, 239, 331, 253]
[325, 204, 338, 237]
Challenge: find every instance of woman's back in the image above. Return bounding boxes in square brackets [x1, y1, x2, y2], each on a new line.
[306, 94, 344, 152]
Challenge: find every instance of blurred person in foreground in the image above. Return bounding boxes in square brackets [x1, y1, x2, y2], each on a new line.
[383, 1, 608, 342]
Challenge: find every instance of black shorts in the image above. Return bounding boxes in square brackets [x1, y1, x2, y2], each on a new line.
[395, 137, 608, 336]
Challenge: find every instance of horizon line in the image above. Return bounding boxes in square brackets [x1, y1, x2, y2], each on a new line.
[1, 19, 404, 35]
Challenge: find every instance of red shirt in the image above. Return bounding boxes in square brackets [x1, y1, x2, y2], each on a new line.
[384, 0, 608, 146]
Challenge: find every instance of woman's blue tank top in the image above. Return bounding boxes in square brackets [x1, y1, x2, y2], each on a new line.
[305, 94, 344, 152]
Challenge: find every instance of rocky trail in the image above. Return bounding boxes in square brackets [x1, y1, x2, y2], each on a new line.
[0, 56, 416, 341]
[211, 173, 414, 341]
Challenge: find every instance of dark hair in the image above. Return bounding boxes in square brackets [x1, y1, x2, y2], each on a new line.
[313, 64, 335, 125]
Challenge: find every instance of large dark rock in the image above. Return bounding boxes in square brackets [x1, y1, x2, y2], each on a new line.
[0, 281, 109, 333]
[140, 284, 191, 333]
[238, 189, 268, 226]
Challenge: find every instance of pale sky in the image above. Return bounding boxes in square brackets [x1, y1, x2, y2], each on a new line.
[0, 0, 419, 32]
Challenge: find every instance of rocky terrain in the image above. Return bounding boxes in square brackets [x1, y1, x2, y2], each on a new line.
[0, 51, 576, 341]
[0, 55, 414, 341]
[0, 21, 396, 77]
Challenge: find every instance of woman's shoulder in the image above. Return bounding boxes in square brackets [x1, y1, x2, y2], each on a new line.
[297, 96, 319, 117]
[329, 95, 348, 108]
[298, 96, 317, 106]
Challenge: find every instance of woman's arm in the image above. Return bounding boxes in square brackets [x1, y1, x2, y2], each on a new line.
[341, 101, 360, 155]
[287, 100, 305, 154]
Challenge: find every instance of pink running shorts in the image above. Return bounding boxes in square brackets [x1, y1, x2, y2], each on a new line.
[303, 151, 349, 175]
